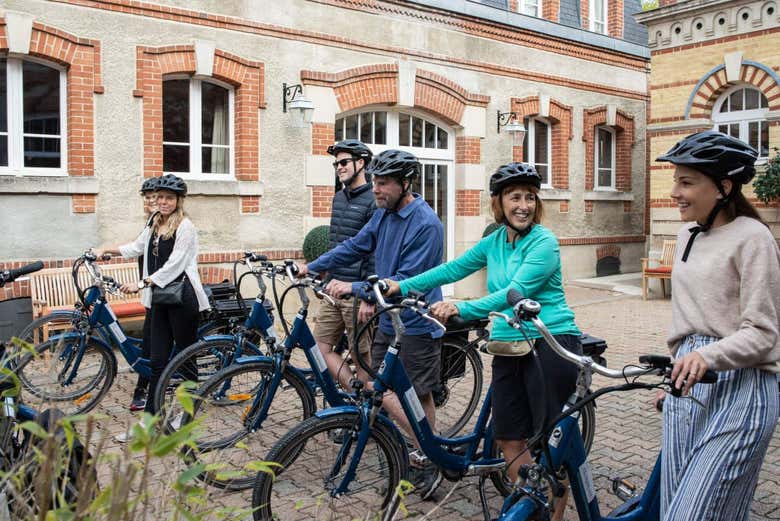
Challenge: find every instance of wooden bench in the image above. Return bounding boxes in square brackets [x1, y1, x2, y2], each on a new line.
[29, 263, 147, 326]
[641, 240, 676, 300]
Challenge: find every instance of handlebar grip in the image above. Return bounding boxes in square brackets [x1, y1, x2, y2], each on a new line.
[506, 288, 524, 307]
[445, 316, 467, 329]
[7, 260, 45, 281]
[249, 253, 268, 262]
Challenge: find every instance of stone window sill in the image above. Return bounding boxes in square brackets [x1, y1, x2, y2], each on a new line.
[186, 180, 264, 197]
[584, 191, 634, 202]
[540, 189, 571, 200]
[0, 175, 99, 194]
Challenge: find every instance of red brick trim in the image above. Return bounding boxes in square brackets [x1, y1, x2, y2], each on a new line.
[303, 65, 399, 112]
[456, 137, 481, 164]
[647, 125, 710, 137]
[687, 62, 780, 117]
[312, 185, 334, 218]
[650, 197, 779, 209]
[559, 200, 569, 213]
[608, 0, 624, 39]
[543, 0, 560, 23]
[623, 201, 632, 213]
[584, 200, 594, 213]
[456, 189, 481, 216]
[135, 45, 264, 181]
[415, 69, 490, 108]
[582, 106, 635, 191]
[312, 123, 336, 156]
[71, 194, 96, 213]
[581, 0, 590, 32]
[415, 70, 489, 125]
[511, 95, 573, 189]
[0, 20, 103, 177]
[49, 0, 648, 100]
[558, 235, 645, 245]
[596, 244, 621, 259]
[240, 195, 260, 214]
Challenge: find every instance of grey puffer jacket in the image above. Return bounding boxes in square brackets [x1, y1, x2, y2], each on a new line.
[326, 183, 376, 282]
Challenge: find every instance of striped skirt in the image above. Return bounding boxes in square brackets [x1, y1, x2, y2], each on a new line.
[661, 334, 779, 521]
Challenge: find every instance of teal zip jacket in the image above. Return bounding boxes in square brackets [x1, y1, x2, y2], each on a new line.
[398, 224, 580, 341]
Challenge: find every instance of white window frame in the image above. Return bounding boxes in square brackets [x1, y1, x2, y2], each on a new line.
[162, 75, 235, 180]
[712, 85, 770, 161]
[525, 116, 553, 189]
[590, 0, 608, 34]
[0, 56, 68, 177]
[519, 0, 541, 17]
[595, 126, 616, 191]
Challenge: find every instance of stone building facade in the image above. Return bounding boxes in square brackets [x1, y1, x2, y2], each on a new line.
[636, 0, 780, 252]
[0, 0, 650, 300]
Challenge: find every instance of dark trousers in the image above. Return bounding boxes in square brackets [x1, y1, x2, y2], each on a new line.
[144, 281, 199, 414]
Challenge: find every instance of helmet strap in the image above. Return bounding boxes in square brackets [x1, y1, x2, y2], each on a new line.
[681, 181, 729, 262]
[390, 176, 413, 212]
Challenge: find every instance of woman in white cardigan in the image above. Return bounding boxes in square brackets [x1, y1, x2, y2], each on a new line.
[97, 175, 209, 418]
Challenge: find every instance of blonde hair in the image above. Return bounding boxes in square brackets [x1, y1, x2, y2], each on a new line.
[490, 183, 544, 225]
[152, 197, 187, 239]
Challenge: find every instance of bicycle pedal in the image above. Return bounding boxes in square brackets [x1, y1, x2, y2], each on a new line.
[610, 476, 638, 501]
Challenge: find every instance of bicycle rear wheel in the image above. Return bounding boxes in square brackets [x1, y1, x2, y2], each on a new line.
[434, 337, 484, 437]
[252, 412, 408, 521]
[15, 311, 82, 349]
[182, 359, 316, 490]
[489, 400, 597, 496]
[15, 337, 116, 415]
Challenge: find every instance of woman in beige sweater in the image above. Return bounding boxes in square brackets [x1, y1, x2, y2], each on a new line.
[656, 130, 779, 521]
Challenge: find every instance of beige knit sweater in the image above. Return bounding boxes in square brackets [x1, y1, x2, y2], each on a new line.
[667, 216, 780, 373]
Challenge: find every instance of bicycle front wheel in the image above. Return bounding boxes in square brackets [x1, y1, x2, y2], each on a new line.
[183, 359, 316, 491]
[15, 310, 82, 349]
[434, 338, 484, 437]
[15, 337, 116, 415]
[252, 412, 408, 521]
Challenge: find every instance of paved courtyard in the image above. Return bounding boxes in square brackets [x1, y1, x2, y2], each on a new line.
[42, 285, 780, 520]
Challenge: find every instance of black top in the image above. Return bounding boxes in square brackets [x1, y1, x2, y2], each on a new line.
[326, 183, 376, 282]
[147, 230, 183, 281]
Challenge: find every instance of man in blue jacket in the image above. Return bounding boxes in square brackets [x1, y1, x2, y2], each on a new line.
[299, 149, 445, 499]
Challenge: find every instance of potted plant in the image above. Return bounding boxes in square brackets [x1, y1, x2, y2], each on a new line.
[753, 148, 780, 205]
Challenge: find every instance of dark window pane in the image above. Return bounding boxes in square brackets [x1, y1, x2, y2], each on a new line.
[718, 124, 729, 134]
[745, 89, 759, 110]
[412, 117, 423, 147]
[374, 112, 386, 144]
[760, 121, 769, 157]
[536, 164, 548, 185]
[345, 114, 358, 140]
[163, 80, 189, 143]
[522, 118, 529, 162]
[748, 121, 759, 150]
[360, 113, 372, 143]
[424, 164, 435, 209]
[201, 82, 229, 145]
[729, 123, 739, 137]
[438, 165, 448, 258]
[23, 61, 60, 136]
[598, 169, 612, 188]
[24, 136, 60, 168]
[0, 136, 7, 167]
[719, 98, 729, 112]
[598, 128, 612, 169]
[760, 92, 768, 108]
[729, 90, 743, 111]
[425, 121, 436, 148]
[399, 113, 410, 146]
[437, 127, 448, 149]
[0, 60, 6, 133]
[163, 144, 189, 172]
[335, 118, 344, 141]
[534, 120, 548, 164]
[202, 146, 229, 174]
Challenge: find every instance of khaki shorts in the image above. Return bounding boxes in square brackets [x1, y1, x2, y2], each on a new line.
[313, 297, 372, 355]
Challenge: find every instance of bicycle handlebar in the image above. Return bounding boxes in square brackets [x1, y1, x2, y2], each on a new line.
[365, 275, 446, 332]
[0, 260, 44, 287]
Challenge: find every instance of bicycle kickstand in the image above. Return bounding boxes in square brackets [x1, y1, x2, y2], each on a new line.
[479, 474, 493, 521]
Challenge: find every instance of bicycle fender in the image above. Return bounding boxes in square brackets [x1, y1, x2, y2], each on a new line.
[49, 332, 119, 374]
[230, 355, 274, 366]
[313, 406, 409, 460]
[198, 333, 235, 343]
[499, 496, 539, 520]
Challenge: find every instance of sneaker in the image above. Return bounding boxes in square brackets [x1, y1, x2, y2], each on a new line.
[115, 418, 149, 443]
[169, 412, 184, 431]
[129, 397, 146, 412]
[410, 463, 442, 501]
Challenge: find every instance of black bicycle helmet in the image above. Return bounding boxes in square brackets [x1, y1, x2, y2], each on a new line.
[658, 131, 759, 262]
[155, 174, 187, 196]
[327, 139, 373, 163]
[489, 162, 542, 196]
[366, 150, 420, 182]
[140, 177, 159, 194]
[657, 130, 758, 185]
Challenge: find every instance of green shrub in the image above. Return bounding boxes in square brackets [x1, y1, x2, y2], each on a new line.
[302, 225, 331, 262]
[482, 222, 502, 238]
[753, 148, 780, 205]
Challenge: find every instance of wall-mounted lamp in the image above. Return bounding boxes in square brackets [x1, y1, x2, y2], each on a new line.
[283, 83, 314, 128]
[497, 110, 526, 146]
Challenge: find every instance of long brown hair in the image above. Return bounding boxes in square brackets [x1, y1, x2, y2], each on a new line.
[490, 183, 544, 225]
[724, 187, 768, 227]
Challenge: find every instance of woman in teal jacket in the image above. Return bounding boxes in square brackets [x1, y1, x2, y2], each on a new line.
[385, 163, 581, 492]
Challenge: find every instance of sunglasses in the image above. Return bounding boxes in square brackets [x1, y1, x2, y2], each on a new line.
[332, 158, 354, 169]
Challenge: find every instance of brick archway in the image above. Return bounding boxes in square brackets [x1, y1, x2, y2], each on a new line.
[686, 61, 780, 119]
[583, 106, 635, 191]
[510, 95, 573, 189]
[134, 45, 264, 181]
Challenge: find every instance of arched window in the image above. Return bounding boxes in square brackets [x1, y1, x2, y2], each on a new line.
[0, 57, 66, 173]
[163, 78, 233, 177]
[712, 86, 769, 158]
[522, 117, 552, 187]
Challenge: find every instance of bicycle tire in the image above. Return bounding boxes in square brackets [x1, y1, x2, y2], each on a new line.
[252, 412, 408, 521]
[489, 400, 597, 496]
[153, 337, 260, 430]
[14, 310, 83, 350]
[15, 337, 116, 415]
[181, 358, 317, 491]
[434, 337, 484, 437]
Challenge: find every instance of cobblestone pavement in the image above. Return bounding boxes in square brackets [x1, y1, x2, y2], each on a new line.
[48, 286, 779, 520]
